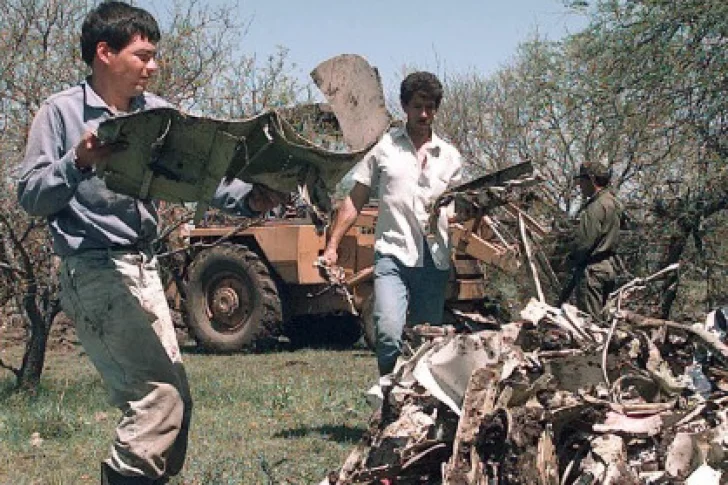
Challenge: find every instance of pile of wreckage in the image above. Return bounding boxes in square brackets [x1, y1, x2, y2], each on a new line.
[322, 265, 728, 485]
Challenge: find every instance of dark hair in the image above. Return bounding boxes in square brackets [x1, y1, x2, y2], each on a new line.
[400, 71, 443, 108]
[80, 1, 160, 66]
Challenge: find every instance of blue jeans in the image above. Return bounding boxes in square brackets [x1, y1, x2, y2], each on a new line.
[373, 250, 450, 375]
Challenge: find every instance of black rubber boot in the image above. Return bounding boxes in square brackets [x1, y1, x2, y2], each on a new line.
[100, 462, 156, 485]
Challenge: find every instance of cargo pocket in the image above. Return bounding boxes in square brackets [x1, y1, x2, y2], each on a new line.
[60, 253, 117, 335]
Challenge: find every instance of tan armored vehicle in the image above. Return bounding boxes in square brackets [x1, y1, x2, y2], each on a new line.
[164, 162, 545, 353]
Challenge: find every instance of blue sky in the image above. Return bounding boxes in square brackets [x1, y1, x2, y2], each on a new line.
[148, 0, 588, 90]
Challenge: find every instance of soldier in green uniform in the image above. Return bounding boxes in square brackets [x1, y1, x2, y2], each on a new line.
[559, 162, 622, 321]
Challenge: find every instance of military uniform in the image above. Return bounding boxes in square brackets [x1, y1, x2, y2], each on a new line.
[567, 187, 622, 320]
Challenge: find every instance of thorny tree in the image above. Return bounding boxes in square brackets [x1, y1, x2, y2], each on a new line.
[0, 0, 304, 391]
[433, 35, 676, 300]
[574, 0, 728, 317]
[0, 0, 88, 392]
[435, 0, 728, 317]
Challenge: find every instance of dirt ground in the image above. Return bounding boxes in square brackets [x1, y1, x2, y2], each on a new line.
[0, 310, 359, 356]
[0, 311, 195, 355]
[0, 312, 80, 353]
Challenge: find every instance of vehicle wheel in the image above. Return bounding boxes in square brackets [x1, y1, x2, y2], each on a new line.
[185, 243, 282, 352]
[360, 294, 376, 351]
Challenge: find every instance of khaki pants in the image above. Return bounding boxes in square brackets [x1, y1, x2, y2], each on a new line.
[59, 249, 192, 479]
[575, 259, 616, 322]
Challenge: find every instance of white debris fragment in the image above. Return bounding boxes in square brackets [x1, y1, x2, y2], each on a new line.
[665, 432, 700, 479]
[685, 464, 721, 485]
[412, 333, 493, 415]
[593, 411, 663, 437]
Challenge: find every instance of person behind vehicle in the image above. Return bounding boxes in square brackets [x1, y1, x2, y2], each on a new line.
[559, 161, 622, 321]
[15, 2, 282, 483]
[321, 71, 463, 376]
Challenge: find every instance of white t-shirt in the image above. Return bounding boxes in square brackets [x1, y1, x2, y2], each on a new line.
[351, 126, 462, 270]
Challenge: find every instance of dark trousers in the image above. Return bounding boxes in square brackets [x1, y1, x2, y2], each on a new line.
[574, 259, 616, 321]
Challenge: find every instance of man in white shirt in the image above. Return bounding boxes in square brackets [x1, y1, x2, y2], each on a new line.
[322, 71, 463, 376]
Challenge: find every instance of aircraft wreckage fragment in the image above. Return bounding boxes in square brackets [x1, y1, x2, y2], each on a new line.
[322, 269, 728, 484]
[94, 54, 390, 222]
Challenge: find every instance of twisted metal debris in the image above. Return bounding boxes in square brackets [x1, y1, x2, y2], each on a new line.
[323, 266, 728, 485]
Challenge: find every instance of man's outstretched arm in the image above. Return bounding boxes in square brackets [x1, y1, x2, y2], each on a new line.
[321, 182, 370, 266]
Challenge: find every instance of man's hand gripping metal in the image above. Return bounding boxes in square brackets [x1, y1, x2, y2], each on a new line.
[312, 257, 358, 316]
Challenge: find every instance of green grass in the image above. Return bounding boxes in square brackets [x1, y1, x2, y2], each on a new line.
[0, 345, 378, 484]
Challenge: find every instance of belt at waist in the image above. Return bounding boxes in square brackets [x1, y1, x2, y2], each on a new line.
[65, 243, 154, 260]
[72, 242, 151, 254]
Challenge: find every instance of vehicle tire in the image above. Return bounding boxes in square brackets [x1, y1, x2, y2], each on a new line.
[360, 294, 376, 351]
[185, 243, 282, 352]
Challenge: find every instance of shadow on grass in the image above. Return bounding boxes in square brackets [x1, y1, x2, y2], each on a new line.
[180, 341, 374, 360]
[283, 314, 364, 350]
[177, 336, 288, 355]
[274, 423, 366, 443]
[179, 314, 376, 357]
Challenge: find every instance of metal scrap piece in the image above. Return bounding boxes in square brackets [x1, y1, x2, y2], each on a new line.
[310, 54, 390, 152]
[95, 55, 390, 222]
[443, 367, 499, 484]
